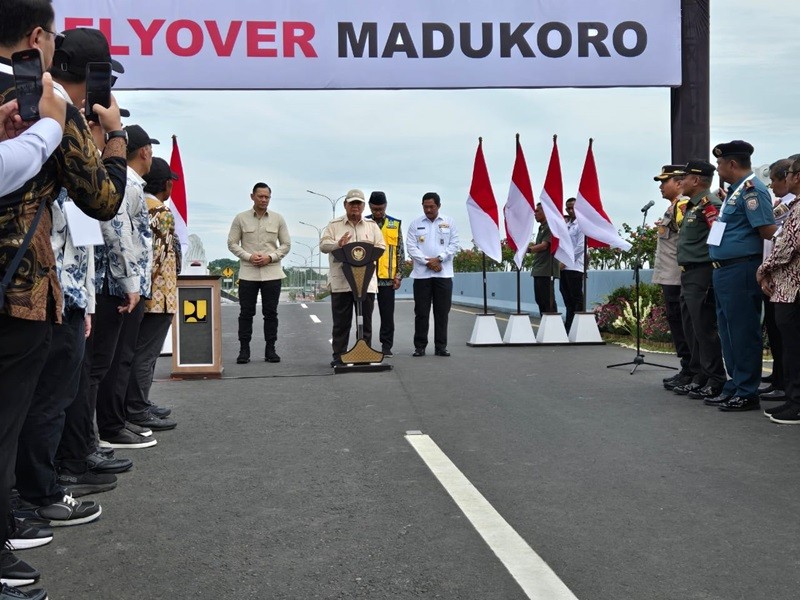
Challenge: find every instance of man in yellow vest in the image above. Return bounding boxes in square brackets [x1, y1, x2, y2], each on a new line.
[367, 191, 404, 356]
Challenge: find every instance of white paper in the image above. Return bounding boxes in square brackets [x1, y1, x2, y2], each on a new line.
[707, 220, 726, 247]
[63, 200, 104, 247]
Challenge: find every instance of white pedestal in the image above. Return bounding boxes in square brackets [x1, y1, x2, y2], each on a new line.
[503, 314, 537, 344]
[536, 313, 569, 344]
[160, 324, 173, 356]
[467, 314, 503, 346]
[568, 312, 603, 343]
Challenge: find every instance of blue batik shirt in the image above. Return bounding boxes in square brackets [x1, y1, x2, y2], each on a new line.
[51, 188, 95, 313]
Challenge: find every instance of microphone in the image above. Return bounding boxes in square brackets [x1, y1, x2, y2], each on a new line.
[640, 200, 655, 213]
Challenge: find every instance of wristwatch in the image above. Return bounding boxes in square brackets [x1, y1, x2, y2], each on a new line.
[104, 129, 128, 144]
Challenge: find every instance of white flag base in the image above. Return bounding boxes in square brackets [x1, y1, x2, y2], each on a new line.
[568, 312, 604, 344]
[160, 324, 173, 356]
[466, 314, 504, 346]
[503, 314, 537, 345]
[536, 313, 569, 344]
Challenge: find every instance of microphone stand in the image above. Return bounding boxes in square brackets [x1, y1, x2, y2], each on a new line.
[607, 203, 678, 375]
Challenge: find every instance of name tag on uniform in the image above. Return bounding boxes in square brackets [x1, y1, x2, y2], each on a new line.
[707, 220, 726, 246]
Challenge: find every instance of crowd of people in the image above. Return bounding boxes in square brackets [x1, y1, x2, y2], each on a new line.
[1, 4, 181, 599]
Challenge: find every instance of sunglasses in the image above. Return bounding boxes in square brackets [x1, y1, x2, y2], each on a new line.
[26, 27, 65, 49]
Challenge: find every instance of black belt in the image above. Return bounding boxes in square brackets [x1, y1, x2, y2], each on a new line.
[679, 262, 712, 272]
[711, 254, 762, 269]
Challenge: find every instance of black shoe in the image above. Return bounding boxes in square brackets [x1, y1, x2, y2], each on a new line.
[99, 428, 157, 449]
[704, 392, 733, 406]
[718, 396, 760, 412]
[664, 373, 693, 391]
[434, 349, 451, 357]
[57, 469, 117, 498]
[759, 389, 786, 400]
[128, 411, 177, 432]
[15, 494, 101, 528]
[688, 385, 722, 400]
[0, 549, 40, 587]
[761, 374, 774, 384]
[382, 348, 393, 357]
[769, 405, 800, 424]
[124, 421, 153, 437]
[5, 516, 53, 551]
[236, 347, 250, 364]
[148, 405, 172, 418]
[330, 358, 343, 368]
[87, 451, 133, 474]
[764, 401, 793, 418]
[673, 382, 703, 396]
[265, 347, 281, 363]
[0, 583, 48, 600]
[412, 348, 425, 357]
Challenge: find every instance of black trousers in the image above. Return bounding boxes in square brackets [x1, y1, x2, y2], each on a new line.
[559, 270, 584, 332]
[0, 314, 51, 555]
[376, 285, 396, 351]
[763, 295, 784, 388]
[95, 296, 145, 439]
[661, 284, 692, 371]
[57, 348, 93, 473]
[774, 300, 800, 406]
[533, 276, 557, 316]
[16, 308, 85, 505]
[331, 292, 374, 358]
[413, 277, 453, 351]
[680, 266, 725, 387]
[126, 312, 173, 419]
[238, 279, 281, 349]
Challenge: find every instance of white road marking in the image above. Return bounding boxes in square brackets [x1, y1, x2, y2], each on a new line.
[309, 314, 322, 324]
[405, 433, 579, 600]
[301, 303, 308, 309]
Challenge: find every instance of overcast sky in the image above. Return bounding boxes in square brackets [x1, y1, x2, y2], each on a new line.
[109, 1, 800, 267]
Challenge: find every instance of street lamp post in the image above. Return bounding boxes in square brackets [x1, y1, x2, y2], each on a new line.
[306, 189, 345, 220]
[299, 220, 324, 294]
[295, 241, 318, 298]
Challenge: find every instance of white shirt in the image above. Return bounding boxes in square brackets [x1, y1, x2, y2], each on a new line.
[0, 118, 62, 195]
[564, 218, 585, 272]
[406, 213, 459, 279]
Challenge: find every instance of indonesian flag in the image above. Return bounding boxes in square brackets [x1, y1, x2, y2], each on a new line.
[539, 135, 576, 270]
[503, 134, 536, 269]
[574, 139, 632, 251]
[466, 137, 502, 263]
[169, 135, 189, 252]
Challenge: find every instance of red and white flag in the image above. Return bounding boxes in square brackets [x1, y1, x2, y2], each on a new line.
[169, 135, 189, 252]
[503, 134, 536, 269]
[466, 137, 502, 263]
[539, 136, 576, 270]
[574, 139, 632, 251]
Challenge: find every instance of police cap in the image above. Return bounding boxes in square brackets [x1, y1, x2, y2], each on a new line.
[653, 165, 685, 181]
[683, 160, 716, 178]
[712, 140, 754, 159]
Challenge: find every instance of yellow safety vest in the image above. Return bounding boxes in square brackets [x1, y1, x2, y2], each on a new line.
[377, 216, 401, 280]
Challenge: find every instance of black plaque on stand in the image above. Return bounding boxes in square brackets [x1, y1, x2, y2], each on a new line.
[330, 241, 392, 373]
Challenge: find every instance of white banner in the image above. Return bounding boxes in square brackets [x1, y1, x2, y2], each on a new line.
[51, 0, 681, 90]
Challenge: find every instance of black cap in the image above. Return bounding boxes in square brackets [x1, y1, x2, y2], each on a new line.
[712, 140, 754, 159]
[683, 160, 716, 178]
[653, 165, 685, 181]
[144, 157, 179, 185]
[50, 28, 124, 80]
[368, 191, 387, 205]
[125, 124, 159, 153]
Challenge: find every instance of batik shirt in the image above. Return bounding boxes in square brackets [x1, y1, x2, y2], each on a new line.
[144, 194, 178, 314]
[51, 188, 94, 313]
[758, 198, 800, 304]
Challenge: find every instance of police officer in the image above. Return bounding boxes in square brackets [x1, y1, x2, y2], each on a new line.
[706, 141, 777, 412]
[651, 165, 694, 391]
[366, 191, 404, 356]
[673, 160, 727, 400]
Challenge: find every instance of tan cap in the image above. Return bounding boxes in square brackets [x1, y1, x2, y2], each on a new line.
[344, 189, 365, 203]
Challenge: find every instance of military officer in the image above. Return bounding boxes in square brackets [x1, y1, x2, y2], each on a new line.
[705, 141, 776, 412]
[673, 160, 727, 400]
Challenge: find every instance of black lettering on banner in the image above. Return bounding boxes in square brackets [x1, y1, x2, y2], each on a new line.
[537, 22, 571, 58]
[578, 22, 611, 57]
[422, 22, 454, 58]
[382, 22, 419, 58]
[613, 21, 647, 57]
[500, 22, 534, 58]
[338, 22, 378, 57]
[460, 22, 493, 58]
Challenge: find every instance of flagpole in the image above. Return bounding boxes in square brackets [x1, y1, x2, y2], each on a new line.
[582, 236, 588, 312]
[516, 264, 521, 315]
[482, 252, 488, 315]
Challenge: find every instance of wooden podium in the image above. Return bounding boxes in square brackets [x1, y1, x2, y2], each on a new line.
[171, 275, 224, 379]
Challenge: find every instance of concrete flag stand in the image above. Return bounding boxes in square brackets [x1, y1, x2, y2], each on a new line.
[466, 314, 504, 346]
[503, 314, 537, 345]
[568, 312, 605, 344]
[536, 313, 569, 344]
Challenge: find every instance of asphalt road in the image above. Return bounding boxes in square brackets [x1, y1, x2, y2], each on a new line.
[23, 299, 800, 600]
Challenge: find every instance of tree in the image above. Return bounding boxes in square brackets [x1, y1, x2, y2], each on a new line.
[208, 258, 238, 277]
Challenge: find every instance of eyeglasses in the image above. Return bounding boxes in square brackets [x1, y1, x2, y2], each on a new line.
[25, 27, 65, 49]
[787, 170, 798, 175]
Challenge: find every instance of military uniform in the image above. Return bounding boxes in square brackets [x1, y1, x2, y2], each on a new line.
[676, 166, 726, 395]
[708, 141, 775, 408]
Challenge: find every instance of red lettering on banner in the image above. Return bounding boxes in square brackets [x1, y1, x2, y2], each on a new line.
[129, 19, 165, 56]
[99, 18, 129, 55]
[247, 21, 278, 57]
[283, 22, 317, 57]
[166, 20, 204, 57]
[205, 20, 243, 57]
[63, 17, 93, 30]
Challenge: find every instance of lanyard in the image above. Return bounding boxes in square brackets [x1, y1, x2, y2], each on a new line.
[718, 174, 755, 223]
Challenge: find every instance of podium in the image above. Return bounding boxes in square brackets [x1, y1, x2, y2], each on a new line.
[331, 241, 391, 374]
[171, 275, 224, 379]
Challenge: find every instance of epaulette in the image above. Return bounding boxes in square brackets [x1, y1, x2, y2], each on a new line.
[744, 180, 755, 189]
[700, 196, 709, 205]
